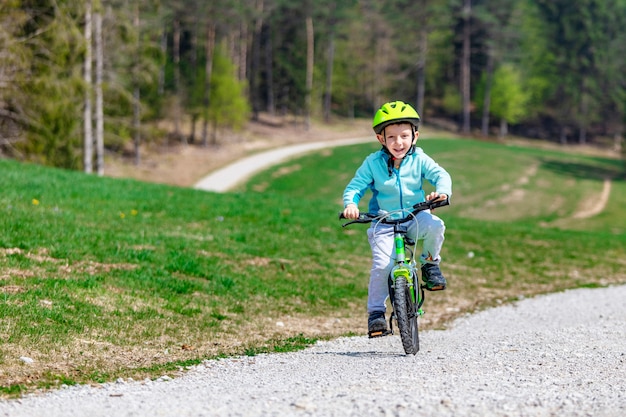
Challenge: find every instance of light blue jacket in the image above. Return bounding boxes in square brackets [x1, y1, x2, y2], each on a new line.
[343, 147, 452, 216]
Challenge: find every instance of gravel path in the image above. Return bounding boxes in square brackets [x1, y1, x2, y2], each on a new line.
[2, 284, 624, 417]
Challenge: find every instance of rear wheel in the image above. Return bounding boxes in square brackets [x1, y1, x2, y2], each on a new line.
[393, 276, 419, 355]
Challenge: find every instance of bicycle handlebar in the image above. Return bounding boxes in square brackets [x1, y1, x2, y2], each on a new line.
[339, 198, 450, 227]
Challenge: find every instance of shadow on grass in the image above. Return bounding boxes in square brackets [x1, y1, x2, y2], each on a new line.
[540, 158, 626, 181]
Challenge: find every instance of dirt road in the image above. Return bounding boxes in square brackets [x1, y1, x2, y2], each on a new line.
[193, 136, 370, 192]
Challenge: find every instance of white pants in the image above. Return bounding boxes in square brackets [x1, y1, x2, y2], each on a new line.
[366, 210, 446, 314]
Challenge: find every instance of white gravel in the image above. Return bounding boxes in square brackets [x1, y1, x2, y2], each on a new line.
[2, 284, 625, 417]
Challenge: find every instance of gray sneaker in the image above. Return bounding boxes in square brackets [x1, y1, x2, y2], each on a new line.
[368, 311, 387, 337]
[421, 263, 447, 291]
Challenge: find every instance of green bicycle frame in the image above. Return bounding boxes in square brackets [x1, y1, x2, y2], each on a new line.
[390, 233, 420, 306]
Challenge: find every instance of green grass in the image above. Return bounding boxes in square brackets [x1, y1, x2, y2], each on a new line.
[1, 136, 625, 395]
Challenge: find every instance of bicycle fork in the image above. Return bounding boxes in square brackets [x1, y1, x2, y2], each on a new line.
[387, 233, 425, 333]
[390, 265, 424, 311]
[391, 233, 422, 305]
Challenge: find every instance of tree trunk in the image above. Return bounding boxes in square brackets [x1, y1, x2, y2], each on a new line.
[579, 86, 588, 144]
[133, 87, 141, 164]
[95, 10, 104, 175]
[305, 15, 314, 130]
[133, 5, 141, 166]
[211, 118, 218, 146]
[201, 23, 216, 147]
[83, 0, 93, 173]
[416, 27, 427, 117]
[579, 127, 587, 144]
[265, 23, 275, 116]
[189, 114, 197, 144]
[187, 12, 199, 145]
[173, 18, 183, 143]
[238, 21, 248, 83]
[372, 20, 387, 110]
[323, 30, 335, 123]
[158, 29, 166, 96]
[461, 0, 471, 134]
[499, 118, 508, 139]
[481, 44, 494, 137]
[250, 0, 264, 120]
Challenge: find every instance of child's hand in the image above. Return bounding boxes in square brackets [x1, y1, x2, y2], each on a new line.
[343, 203, 360, 219]
[426, 192, 448, 203]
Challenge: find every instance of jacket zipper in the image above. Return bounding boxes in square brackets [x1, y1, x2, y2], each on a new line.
[394, 166, 404, 209]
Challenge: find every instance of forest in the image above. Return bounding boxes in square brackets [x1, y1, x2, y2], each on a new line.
[1, 0, 625, 172]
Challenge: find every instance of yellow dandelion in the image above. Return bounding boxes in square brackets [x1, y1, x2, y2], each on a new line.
[131, 209, 138, 216]
[32, 199, 40, 205]
[119, 212, 126, 219]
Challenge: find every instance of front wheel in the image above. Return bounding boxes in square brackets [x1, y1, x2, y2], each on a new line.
[393, 276, 419, 355]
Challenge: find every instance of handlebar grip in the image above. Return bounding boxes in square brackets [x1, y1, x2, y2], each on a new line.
[431, 198, 450, 209]
[412, 197, 450, 211]
[339, 212, 376, 225]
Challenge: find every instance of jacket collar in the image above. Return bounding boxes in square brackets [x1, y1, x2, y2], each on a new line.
[380, 145, 416, 176]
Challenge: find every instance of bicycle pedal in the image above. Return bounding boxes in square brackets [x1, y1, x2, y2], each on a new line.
[421, 284, 445, 291]
[368, 329, 392, 338]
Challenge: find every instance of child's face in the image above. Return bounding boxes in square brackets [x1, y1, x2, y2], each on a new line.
[376, 123, 418, 160]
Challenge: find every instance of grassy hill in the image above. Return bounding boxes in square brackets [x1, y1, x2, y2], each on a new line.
[1, 136, 625, 395]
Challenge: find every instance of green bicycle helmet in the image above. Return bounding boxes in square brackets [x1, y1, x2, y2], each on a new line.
[372, 101, 421, 134]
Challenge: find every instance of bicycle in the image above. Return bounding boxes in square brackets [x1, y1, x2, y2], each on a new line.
[339, 198, 450, 355]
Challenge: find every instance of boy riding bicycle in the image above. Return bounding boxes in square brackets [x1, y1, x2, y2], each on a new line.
[342, 101, 452, 336]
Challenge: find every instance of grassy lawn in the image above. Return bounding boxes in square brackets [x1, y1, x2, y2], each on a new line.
[1, 136, 625, 396]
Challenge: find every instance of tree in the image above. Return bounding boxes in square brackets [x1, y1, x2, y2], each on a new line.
[460, 0, 471, 133]
[201, 21, 216, 147]
[84, 0, 93, 173]
[131, 2, 140, 166]
[331, 5, 370, 118]
[473, 0, 520, 137]
[207, 43, 250, 144]
[0, 1, 30, 155]
[477, 63, 530, 138]
[96, 0, 161, 163]
[305, 10, 313, 129]
[527, 0, 620, 144]
[249, 0, 266, 121]
[363, 0, 396, 108]
[381, 0, 452, 120]
[321, 5, 334, 124]
[16, 0, 85, 168]
[592, 0, 626, 152]
[95, 6, 104, 174]
[312, 0, 357, 122]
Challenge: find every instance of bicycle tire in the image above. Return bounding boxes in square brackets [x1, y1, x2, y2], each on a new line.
[393, 276, 419, 355]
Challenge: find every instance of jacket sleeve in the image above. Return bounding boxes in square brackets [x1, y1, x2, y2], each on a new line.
[343, 157, 374, 207]
[422, 154, 452, 198]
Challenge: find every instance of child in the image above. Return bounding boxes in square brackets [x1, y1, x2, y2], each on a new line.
[342, 101, 452, 336]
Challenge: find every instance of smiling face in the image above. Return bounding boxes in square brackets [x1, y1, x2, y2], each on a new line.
[376, 123, 418, 160]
